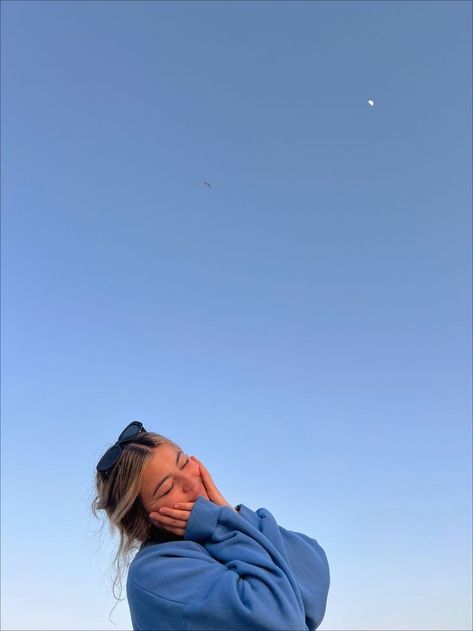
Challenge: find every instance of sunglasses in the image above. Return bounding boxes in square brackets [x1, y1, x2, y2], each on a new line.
[96, 421, 147, 474]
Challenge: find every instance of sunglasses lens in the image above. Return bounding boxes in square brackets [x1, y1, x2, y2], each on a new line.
[96, 444, 122, 472]
[96, 422, 146, 473]
[118, 421, 143, 442]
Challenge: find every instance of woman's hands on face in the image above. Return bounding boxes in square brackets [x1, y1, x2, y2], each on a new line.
[149, 501, 195, 537]
[148, 455, 236, 536]
[190, 456, 235, 510]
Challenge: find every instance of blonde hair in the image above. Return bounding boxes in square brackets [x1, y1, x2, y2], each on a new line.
[90, 430, 183, 620]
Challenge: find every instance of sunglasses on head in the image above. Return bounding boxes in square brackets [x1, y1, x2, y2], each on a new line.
[96, 421, 147, 474]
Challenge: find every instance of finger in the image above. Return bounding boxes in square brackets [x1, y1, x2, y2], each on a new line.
[152, 514, 190, 537]
[191, 456, 212, 485]
[191, 455, 206, 472]
[173, 502, 195, 510]
[190, 455, 204, 471]
[190, 457, 218, 502]
[150, 515, 186, 536]
[160, 505, 194, 520]
[152, 504, 194, 522]
[158, 514, 188, 528]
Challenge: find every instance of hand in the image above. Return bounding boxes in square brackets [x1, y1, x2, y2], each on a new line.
[149, 501, 195, 537]
[191, 455, 236, 511]
[148, 455, 236, 535]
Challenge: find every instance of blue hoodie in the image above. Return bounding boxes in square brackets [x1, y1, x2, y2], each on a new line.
[127, 496, 330, 631]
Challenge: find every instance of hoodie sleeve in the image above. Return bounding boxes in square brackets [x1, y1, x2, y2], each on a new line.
[127, 496, 309, 631]
[235, 503, 330, 631]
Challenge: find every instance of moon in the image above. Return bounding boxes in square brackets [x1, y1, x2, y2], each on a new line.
[368, 99, 375, 107]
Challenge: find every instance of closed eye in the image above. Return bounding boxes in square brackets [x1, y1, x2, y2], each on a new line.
[160, 459, 189, 497]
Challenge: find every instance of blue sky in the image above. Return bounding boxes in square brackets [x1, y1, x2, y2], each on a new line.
[1, 1, 471, 629]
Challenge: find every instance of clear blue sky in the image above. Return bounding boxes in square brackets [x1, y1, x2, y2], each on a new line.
[1, 1, 471, 629]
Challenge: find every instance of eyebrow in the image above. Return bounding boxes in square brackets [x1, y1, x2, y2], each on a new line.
[151, 450, 182, 499]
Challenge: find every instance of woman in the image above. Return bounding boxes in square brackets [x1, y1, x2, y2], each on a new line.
[92, 421, 330, 631]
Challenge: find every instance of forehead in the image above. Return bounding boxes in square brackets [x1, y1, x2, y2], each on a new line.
[147, 444, 179, 473]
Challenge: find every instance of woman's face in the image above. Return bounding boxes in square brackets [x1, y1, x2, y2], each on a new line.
[140, 444, 209, 516]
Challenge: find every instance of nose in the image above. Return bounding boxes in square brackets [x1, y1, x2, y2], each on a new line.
[179, 471, 201, 495]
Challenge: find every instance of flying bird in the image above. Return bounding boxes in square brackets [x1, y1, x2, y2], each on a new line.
[203, 181, 212, 188]
[368, 99, 375, 107]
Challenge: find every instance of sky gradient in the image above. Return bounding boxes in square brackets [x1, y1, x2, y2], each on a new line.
[1, 1, 472, 629]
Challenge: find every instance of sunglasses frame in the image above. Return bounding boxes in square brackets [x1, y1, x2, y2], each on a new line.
[96, 421, 147, 474]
